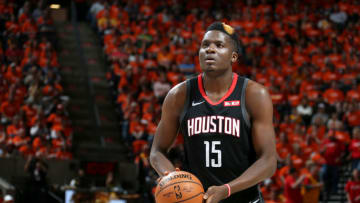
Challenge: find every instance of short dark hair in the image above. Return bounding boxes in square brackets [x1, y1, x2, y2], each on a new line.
[206, 22, 243, 55]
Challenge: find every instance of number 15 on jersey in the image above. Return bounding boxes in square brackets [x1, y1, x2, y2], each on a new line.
[204, 141, 222, 167]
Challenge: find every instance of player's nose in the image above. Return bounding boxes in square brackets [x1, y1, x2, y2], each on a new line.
[205, 43, 216, 54]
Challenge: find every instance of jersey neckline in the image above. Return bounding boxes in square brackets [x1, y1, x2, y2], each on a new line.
[198, 73, 238, 106]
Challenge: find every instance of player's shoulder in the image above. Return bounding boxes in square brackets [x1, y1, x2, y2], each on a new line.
[167, 80, 187, 98]
[167, 75, 198, 97]
[246, 79, 270, 99]
[163, 80, 188, 112]
[245, 79, 273, 116]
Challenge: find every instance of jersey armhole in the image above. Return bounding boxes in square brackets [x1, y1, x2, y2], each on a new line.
[179, 79, 191, 124]
[241, 78, 251, 128]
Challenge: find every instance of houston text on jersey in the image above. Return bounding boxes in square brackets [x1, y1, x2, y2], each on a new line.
[187, 116, 240, 137]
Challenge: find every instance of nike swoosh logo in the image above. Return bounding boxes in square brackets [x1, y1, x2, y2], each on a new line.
[192, 101, 205, 106]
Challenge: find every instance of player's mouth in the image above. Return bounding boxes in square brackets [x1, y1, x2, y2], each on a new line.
[205, 57, 216, 63]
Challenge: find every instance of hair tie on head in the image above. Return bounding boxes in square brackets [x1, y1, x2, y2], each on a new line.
[222, 23, 234, 35]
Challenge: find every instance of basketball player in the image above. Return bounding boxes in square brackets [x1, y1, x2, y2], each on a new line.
[150, 22, 277, 203]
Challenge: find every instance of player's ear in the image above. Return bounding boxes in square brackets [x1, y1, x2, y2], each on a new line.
[231, 51, 238, 63]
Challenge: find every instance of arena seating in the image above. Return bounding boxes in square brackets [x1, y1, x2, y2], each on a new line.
[0, 0, 72, 159]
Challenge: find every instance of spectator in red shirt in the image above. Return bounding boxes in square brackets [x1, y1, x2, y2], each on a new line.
[346, 84, 360, 102]
[284, 167, 306, 203]
[346, 169, 360, 203]
[321, 133, 345, 198]
[1, 96, 20, 121]
[349, 127, 360, 171]
[129, 116, 145, 140]
[323, 81, 344, 105]
[344, 103, 360, 128]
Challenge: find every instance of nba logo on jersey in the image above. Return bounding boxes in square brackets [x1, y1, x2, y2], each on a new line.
[224, 100, 240, 107]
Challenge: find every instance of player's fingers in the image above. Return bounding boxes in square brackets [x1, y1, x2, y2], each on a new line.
[157, 171, 170, 183]
[205, 195, 216, 203]
[203, 186, 216, 199]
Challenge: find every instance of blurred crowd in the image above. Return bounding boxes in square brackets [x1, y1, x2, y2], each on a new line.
[0, 0, 72, 160]
[89, 0, 360, 202]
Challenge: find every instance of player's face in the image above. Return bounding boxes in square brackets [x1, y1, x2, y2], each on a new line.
[199, 31, 236, 74]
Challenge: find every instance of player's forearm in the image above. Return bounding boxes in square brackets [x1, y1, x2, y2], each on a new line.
[150, 149, 176, 176]
[227, 154, 276, 194]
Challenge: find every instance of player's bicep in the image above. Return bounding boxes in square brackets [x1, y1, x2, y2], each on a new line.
[246, 83, 276, 158]
[153, 117, 179, 153]
[252, 117, 276, 158]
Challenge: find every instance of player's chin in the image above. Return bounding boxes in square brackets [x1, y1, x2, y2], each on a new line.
[202, 64, 218, 72]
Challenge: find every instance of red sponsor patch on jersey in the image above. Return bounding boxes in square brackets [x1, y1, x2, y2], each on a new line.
[224, 100, 240, 107]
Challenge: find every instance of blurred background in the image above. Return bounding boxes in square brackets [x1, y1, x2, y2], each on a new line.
[0, 0, 360, 202]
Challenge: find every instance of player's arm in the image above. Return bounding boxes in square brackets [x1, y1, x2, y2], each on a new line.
[228, 81, 277, 190]
[150, 81, 187, 177]
[204, 81, 277, 203]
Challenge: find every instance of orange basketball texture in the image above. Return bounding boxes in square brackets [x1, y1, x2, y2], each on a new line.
[155, 171, 204, 203]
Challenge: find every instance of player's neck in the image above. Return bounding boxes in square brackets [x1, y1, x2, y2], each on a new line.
[203, 70, 233, 94]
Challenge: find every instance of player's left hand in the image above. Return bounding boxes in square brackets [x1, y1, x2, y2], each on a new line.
[203, 185, 228, 203]
[156, 168, 180, 183]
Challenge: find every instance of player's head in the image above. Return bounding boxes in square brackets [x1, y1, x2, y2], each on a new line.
[199, 22, 242, 75]
[206, 22, 242, 55]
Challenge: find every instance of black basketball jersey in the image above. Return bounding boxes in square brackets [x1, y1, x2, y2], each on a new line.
[179, 73, 263, 203]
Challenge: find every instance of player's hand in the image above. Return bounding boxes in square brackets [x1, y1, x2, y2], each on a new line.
[203, 185, 228, 203]
[156, 168, 180, 183]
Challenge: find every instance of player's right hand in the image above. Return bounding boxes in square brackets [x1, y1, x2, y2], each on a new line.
[203, 185, 228, 203]
[156, 168, 180, 183]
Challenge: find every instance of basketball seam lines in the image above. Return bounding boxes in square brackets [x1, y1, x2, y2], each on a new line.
[155, 181, 202, 197]
[173, 192, 204, 203]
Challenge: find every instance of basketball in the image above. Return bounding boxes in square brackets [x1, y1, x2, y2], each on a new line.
[155, 171, 204, 203]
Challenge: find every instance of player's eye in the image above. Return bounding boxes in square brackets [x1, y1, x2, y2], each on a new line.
[216, 43, 224, 48]
[202, 43, 209, 48]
